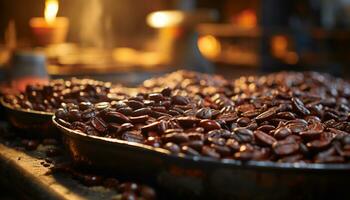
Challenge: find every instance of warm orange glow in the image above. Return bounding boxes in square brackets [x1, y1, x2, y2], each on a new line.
[235, 9, 257, 28]
[197, 35, 221, 59]
[147, 11, 184, 28]
[45, 0, 59, 24]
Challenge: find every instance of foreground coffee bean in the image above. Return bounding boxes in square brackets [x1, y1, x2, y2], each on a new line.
[54, 71, 350, 164]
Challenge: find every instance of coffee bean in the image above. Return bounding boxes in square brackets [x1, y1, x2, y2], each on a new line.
[106, 111, 130, 123]
[292, 97, 310, 116]
[91, 117, 107, 133]
[273, 140, 299, 156]
[171, 95, 190, 105]
[254, 130, 277, 146]
[196, 108, 212, 119]
[233, 128, 254, 143]
[255, 107, 277, 122]
[198, 119, 221, 131]
[201, 146, 220, 159]
[162, 133, 189, 144]
[236, 117, 251, 127]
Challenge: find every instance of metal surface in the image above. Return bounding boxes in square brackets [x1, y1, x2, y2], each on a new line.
[53, 116, 350, 199]
[1, 97, 57, 138]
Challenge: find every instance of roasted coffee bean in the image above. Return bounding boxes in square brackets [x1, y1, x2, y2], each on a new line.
[161, 87, 172, 97]
[211, 144, 231, 157]
[132, 108, 152, 116]
[162, 133, 189, 144]
[196, 108, 212, 119]
[292, 97, 311, 116]
[255, 107, 277, 122]
[186, 140, 204, 151]
[236, 117, 251, 127]
[126, 100, 144, 110]
[306, 139, 331, 151]
[91, 117, 107, 133]
[148, 93, 164, 101]
[177, 116, 200, 128]
[171, 95, 190, 105]
[234, 150, 254, 161]
[254, 130, 277, 146]
[233, 128, 254, 143]
[276, 112, 296, 120]
[106, 111, 130, 123]
[198, 119, 221, 131]
[273, 140, 299, 156]
[129, 115, 149, 124]
[201, 146, 220, 159]
[226, 139, 240, 151]
[257, 125, 275, 133]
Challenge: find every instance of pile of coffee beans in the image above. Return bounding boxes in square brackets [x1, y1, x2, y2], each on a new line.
[4, 78, 129, 112]
[55, 71, 350, 164]
[141, 70, 233, 97]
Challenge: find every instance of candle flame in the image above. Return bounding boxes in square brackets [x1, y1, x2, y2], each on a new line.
[45, 0, 59, 24]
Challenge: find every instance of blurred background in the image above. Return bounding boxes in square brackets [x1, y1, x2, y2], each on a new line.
[1, 0, 350, 87]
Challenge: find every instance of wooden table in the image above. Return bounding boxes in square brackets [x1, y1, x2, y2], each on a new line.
[0, 125, 119, 200]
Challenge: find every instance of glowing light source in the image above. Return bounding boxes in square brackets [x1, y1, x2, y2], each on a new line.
[197, 35, 221, 59]
[147, 11, 184, 28]
[45, 0, 59, 24]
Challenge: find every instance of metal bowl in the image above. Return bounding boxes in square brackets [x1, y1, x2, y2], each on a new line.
[1, 97, 58, 138]
[53, 116, 350, 199]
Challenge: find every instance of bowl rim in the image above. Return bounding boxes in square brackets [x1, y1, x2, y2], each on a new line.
[52, 116, 350, 171]
[1, 96, 54, 116]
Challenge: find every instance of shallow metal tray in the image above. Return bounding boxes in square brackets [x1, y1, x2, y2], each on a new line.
[53, 116, 350, 199]
[1, 97, 57, 138]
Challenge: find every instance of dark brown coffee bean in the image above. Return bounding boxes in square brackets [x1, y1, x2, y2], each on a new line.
[141, 121, 160, 134]
[254, 130, 277, 146]
[126, 100, 144, 110]
[171, 95, 190, 105]
[177, 116, 200, 128]
[201, 146, 220, 159]
[278, 154, 303, 163]
[148, 93, 164, 101]
[132, 108, 152, 116]
[211, 144, 231, 157]
[234, 150, 254, 161]
[196, 108, 212, 119]
[233, 127, 254, 143]
[257, 125, 275, 133]
[79, 102, 93, 110]
[273, 140, 299, 156]
[241, 110, 261, 118]
[306, 139, 331, 151]
[129, 115, 149, 124]
[91, 117, 107, 133]
[255, 107, 277, 122]
[162, 133, 189, 144]
[226, 139, 240, 151]
[161, 87, 172, 97]
[237, 117, 251, 127]
[106, 111, 130, 123]
[276, 112, 296, 120]
[186, 140, 204, 151]
[292, 97, 310, 116]
[198, 119, 221, 131]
